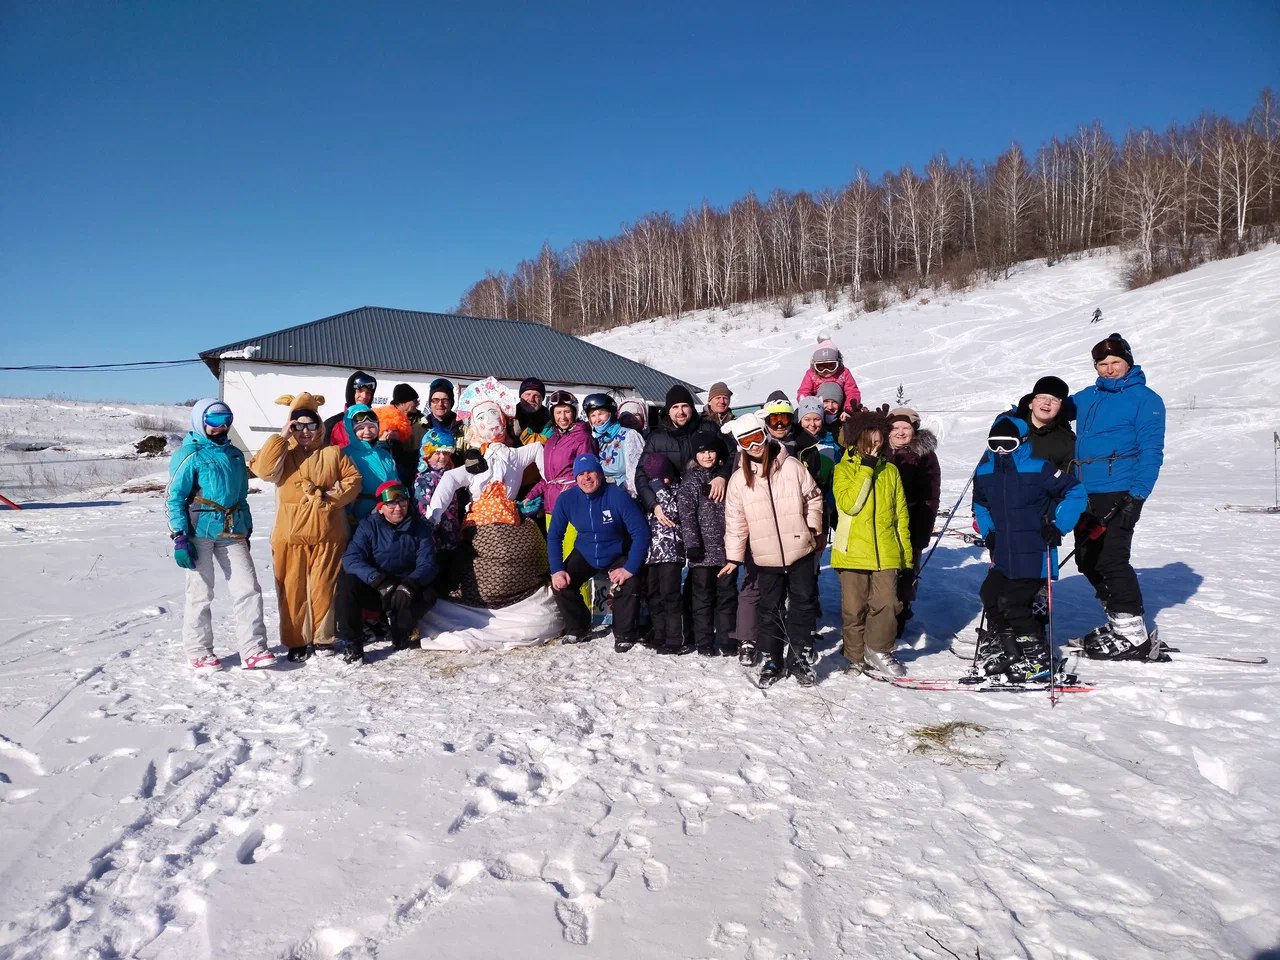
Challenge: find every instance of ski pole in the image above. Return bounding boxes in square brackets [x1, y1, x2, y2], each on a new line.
[968, 610, 986, 679]
[1057, 501, 1123, 568]
[1045, 547, 1058, 707]
[919, 469, 976, 575]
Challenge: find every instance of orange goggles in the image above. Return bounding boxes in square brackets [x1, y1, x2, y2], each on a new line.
[735, 428, 767, 449]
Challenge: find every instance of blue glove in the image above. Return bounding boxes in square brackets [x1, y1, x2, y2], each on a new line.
[173, 534, 197, 569]
[518, 495, 543, 517]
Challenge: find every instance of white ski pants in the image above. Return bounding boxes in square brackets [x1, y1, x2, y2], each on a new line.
[182, 537, 268, 660]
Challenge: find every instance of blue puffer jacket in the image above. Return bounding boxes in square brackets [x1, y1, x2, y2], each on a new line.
[973, 415, 1086, 580]
[343, 510, 438, 588]
[1071, 365, 1166, 499]
[342, 404, 400, 520]
[166, 400, 253, 539]
[547, 481, 650, 575]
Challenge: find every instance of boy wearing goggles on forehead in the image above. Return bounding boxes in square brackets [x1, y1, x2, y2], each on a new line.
[971, 415, 1085, 683]
[251, 396, 362, 661]
[337, 481, 438, 663]
[167, 399, 274, 670]
[322, 370, 379, 448]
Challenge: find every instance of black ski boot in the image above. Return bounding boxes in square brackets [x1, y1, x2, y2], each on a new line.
[758, 658, 785, 688]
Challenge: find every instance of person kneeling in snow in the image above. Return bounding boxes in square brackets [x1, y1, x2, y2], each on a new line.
[167, 399, 275, 671]
[547, 454, 649, 650]
[337, 481, 439, 664]
[972, 416, 1086, 681]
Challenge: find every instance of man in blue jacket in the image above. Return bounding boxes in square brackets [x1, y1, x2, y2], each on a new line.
[548, 453, 649, 651]
[1071, 333, 1166, 659]
[338, 481, 438, 664]
[973, 415, 1086, 680]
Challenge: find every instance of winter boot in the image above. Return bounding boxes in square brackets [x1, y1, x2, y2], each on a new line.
[864, 649, 907, 678]
[1079, 613, 1154, 661]
[285, 645, 311, 663]
[789, 652, 817, 687]
[341, 638, 366, 665]
[758, 658, 785, 688]
[738, 641, 760, 667]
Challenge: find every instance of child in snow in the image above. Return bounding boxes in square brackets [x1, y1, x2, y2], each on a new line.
[816, 382, 847, 438]
[678, 433, 738, 656]
[641, 452, 687, 653]
[830, 410, 911, 677]
[797, 332, 862, 413]
[343, 404, 400, 523]
[972, 415, 1086, 681]
[167, 400, 275, 671]
[796, 396, 838, 536]
[414, 427, 462, 588]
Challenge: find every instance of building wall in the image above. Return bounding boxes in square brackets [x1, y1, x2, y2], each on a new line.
[216, 360, 645, 452]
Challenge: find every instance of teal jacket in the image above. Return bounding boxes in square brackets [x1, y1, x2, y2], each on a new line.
[342, 404, 400, 520]
[165, 400, 252, 539]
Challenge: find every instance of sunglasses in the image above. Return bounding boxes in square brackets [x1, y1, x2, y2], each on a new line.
[735, 428, 767, 449]
[813, 362, 839, 376]
[203, 412, 233, 428]
[377, 487, 409, 504]
[987, 436, 1021, 453]
[291, 423, 320, 433]
[765, 414, 793, 429]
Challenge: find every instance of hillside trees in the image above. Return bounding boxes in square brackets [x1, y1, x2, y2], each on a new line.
[457, 89, 1280, 328]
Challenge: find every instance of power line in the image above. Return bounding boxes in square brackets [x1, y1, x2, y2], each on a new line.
[0, 359, 202, 372]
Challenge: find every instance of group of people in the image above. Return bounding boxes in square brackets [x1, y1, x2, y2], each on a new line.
[165, 328, 1164, 688]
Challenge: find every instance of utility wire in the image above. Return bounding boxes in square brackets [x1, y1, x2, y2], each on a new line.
[0, 359, 202, 371]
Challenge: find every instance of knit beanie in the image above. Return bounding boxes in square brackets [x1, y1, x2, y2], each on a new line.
[519, 377, 546, 398]
[988, 416, 1023, 453]
[816, 381, 845, 405]
[841, 410, 890, 449]
[812, 345, 840, 366]
[429, 377, 455, 402]
[640, 452, 676, 486]
[692, 431, 727, 461]
[664, 385, 697, 412]
[707, 381, 733, 401]
[1031, 375, 1069, 401]
[795, 396, 824, 421]
[1091, 333, 1134, 368]
[391, 383, 419, 404]
[573, 453, 604, 478]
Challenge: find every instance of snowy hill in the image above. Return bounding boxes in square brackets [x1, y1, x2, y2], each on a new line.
[2, 248, 1279, 959]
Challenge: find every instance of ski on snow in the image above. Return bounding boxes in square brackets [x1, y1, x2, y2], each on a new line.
[858, 666, 1094, 695]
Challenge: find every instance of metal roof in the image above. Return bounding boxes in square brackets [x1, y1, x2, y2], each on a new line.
[200, 306, 701, 400]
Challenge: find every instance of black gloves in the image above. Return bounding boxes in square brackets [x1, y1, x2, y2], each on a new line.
[376, 576, 400, 603]
[1118, 495, 1145, 527]
[859, 454, 878, 468]
[1042, 521, 1063, 547]
[390, 582, 417, 612]
[985, 531, 997, 554]
[685, 547, 705, 564]
[463, 449, 488, 474]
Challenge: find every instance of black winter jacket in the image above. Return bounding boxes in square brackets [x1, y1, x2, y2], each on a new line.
[1012, 394, 1077, 472]
[677, 462, 728, 567]
[885, 429, 941, 553]
[636, 412, 729, 512]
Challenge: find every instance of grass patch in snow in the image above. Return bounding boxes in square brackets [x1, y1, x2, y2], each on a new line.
[907, 721, 1001, 770]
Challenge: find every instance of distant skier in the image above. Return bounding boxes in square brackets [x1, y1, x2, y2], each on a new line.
[1070, 333, 1166, 659]
[1091, 308, 1103, 325]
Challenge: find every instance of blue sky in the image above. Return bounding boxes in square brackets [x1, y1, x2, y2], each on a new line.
[1, 0, 1276, 403]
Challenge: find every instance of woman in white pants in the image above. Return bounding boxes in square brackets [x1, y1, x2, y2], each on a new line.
[165, 399, 274, 670]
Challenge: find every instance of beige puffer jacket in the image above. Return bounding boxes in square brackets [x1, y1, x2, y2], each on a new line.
[724, 446, 824, 568]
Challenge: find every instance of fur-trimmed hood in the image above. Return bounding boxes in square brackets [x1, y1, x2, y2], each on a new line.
[894, 427, 937, 459]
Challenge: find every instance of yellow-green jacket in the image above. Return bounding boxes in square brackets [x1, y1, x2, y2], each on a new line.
[830, 452, 912, 571]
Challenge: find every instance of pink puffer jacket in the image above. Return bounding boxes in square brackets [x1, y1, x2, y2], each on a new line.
[533, 421, 598, 515]
[724, 446, 824, 568]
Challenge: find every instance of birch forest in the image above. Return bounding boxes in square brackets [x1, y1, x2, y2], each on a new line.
[458, 90, 1280, 333]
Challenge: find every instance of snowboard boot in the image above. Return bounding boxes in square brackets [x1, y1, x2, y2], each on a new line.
[758, 658, 785, 688]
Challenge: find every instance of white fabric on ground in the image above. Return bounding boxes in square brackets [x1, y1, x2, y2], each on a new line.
[417, 585, 563, 651]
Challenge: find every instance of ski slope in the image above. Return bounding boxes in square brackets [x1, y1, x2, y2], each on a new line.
[2, 247, 1279, 959]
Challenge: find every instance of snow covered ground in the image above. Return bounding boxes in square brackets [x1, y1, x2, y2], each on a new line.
[2, 247, 1280, 960]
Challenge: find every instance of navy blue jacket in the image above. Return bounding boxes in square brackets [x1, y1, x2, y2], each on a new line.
[343, 511, 438, 588]
[973, 416, 1086, 580]
[548, 481, 649, 575]
[1071, 365, 1165, 499]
